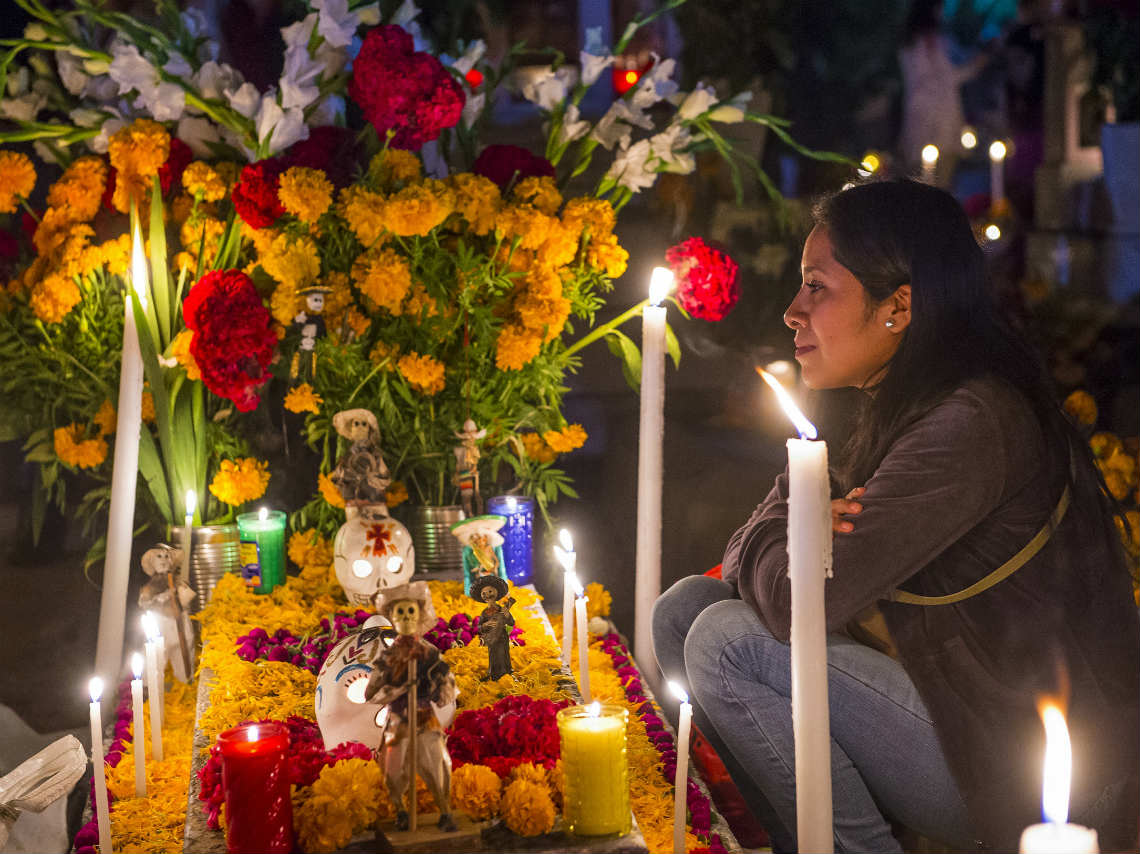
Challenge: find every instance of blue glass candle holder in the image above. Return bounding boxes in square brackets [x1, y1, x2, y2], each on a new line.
[486, 495, 535, 585]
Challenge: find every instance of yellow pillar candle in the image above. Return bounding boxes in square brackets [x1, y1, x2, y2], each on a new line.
[557, 703, 630, 837]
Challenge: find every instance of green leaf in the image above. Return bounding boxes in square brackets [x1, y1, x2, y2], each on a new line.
[605, 329, 642, 392]
[138, 426, 173, 521]
[147, 179, 172, 346]
[664, 321, 681, 370]
[24, 440, 55, 463]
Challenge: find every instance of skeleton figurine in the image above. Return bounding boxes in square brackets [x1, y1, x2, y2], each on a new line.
[138, 545, 196, 682]
[452, 419, 486, 516]
[470, 575, 515, 682]
[289, 283, 331, 384]
[366, 582, 458, 833]
[329, 409, 390, 508]
[449, 515, 507, 597]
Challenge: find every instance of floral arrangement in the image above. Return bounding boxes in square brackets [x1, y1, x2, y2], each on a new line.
[0, 0, 837, 544]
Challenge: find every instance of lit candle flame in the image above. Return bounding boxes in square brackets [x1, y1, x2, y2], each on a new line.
[184, 489, 196, 519]
[960, 128, 978, 149]
[131, 653, 144, 679]
[89, 676, 104, 703]
[649, 267, 673, 306]
[668, 680, 689, 705]
[984, 224, 1001, 242]
[858, 152, 880, 176]
[130, 219, 149, 310]
[756, 368, 818, 440]
[1040, 701, 1071, 824]
[989, 140, 1007, 162]
[586, 701, 601, 717]
[559, 528, 574, 552]
[569, 571, 584, 597]
[506, 496, 517, 512]
[258, 506, 269, 522]
[141, 611, 157, 641]
[921, 144, 939, 165]
[247, 725, 260, 742]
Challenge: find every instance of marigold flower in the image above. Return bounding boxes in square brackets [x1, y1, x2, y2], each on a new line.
[182, 161, 227, 203]
[447, 173, 501, 235]
[512, 176, 562, 216]
[261, 233, 321, 293]
[107, 119, 171, 213]
[509, 761, 550, 789]
[288, 528, 334, 570]
[46, 156, 106, 222]
[385, 480, 409, 508]
[543, 424, 587, 453]
[209, 457, 270, 506]
[94, 399, 117, 436]
[450, 763, 502, 819]
[29, 273, 81, 323]
[380, 180, 454, 237]
[99, 234, 132, 276]
[369, 149, 422, 188]
[339, 186, 386, 247]
[539, 220, 580, 268]
[500, 778, 556, 836]
[339, 306, 371, 341]
[562, 197, 616, 241]
[585, 581, 612, 619]
[518, 432, 556, 464]
[353, 247, 412, 314]
[0, 150, 36, 214]
[397, 351, 446, 395]
[295, 759, 385, 854]
[369, 340, 401, 369]
[269, 281, 303, 329]
[54, 423, 107, 469]
[319, 472, 345, 508]
[1063, 390, 1097, 428]
[495, 204, 554, 250]
[495, 323, 543, 371]
[278, 167, 334, 223]
[141, 389, 156, 423]
[284, 383, 323, 414]
[180, 216, 226, 257]
[585, 232, 629, 279]
[170, 329, 201, 381]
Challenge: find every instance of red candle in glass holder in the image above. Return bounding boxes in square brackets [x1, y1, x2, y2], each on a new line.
[217, 722, 293, 853]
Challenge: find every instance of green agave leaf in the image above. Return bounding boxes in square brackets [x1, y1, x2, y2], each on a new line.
[604, 329, 642, 392]
[138, 425, 173, 522]
[664, 321, 681, 370]
[148, 179, 172, 346]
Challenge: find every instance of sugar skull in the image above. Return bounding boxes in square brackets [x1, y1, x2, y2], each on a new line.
[314, 615, 397, 751]
[333, 507, 415, 605]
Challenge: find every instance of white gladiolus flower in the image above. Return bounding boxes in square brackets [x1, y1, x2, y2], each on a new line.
[420, 139, 448, 179]
[83, 74, 118, 102]
[149, 81, 186, 121]
[255, 96, 308, 155]
[630, 55, 678, 110]
[195, 61, 242, 101]
[177, 116, 222, 157]
[164, 53, 193, 80]
[315, 42, 348, 77]
[604, 137, 657, 193]
[88, 111, 126, 153]
[556, 103, 590, 146]
[69, 107, 104, 127]
[391, 0, 420, 28]
[1, 92, 48, 121]
[281, 14, 317, 50]
[648, 124, 695, 174]
[590, 99, 652, 150]
[280, 46, 324, 110]
[109, 43, 157, 96]
[707, 105, 745, 123]
[461, 91, 485, 128]
[56, 52, 88, 95]
[225, 82, 261, 118]
[676, 83, 718, 121]
[34, 140, 66, 165]
[452, 40, 485, 77]
[521, 66, 576, 112]
[579, 28, 614, 88]
[313, 0, 366, 48]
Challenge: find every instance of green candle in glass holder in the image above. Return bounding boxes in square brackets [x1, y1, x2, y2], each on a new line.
[236, 508, 287, 594]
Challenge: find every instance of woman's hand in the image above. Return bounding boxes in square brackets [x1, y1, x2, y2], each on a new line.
[832, 487, 865, 533]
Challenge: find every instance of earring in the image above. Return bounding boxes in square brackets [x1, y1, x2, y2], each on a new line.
[885, 319, 896, 328]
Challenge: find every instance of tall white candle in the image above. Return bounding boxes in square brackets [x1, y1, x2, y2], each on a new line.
[142, 614, 163, 762]
[88, 677, 113, 854]
[635, 267, 673, 669]
[181, 489, 195, 582]
[668, 681, 693, 854]
[554, 529, 576, 668]
[989, 140, 1007, 204]
[130, 653, 146, 797]
[1019, 703, 1099, 853]
[759, 369, 833, 853]
[573, 576, 591, 704]
[94, 220, 148, 689]
[921, 144, 939, 184]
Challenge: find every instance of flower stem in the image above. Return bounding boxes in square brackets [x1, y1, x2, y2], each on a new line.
[562, 298, 648, 359]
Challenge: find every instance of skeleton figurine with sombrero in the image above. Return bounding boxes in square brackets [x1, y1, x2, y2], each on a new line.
[469, 574, 516, 682]
[449, 514, 507, 597]
[452, 419, 486, 516]
[288, 282, 332, 384]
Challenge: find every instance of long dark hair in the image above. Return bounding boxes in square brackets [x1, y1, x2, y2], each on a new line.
[815, 180, 1116, 531]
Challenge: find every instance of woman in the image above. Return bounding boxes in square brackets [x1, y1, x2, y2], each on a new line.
[652, 180, 1139, 852]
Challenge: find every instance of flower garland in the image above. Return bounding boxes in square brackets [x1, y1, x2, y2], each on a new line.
[73, 570, 728, 853]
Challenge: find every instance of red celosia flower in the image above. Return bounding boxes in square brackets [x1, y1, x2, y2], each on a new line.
[183, 269, 277, 411]
[231, 160, 285, 229]
[665, 236, 741, 322]
[472, 144, 555, 190]
[158, 137, 194, 195]
[447, 694, 569, 772]
[348, 25, 465, 150]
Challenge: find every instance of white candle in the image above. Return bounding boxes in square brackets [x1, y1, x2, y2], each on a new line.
[921, 144, 939, 184]
[142, 614, 163, 762]
[1019, 702, 1099, 853]
[635, 267, 673, 668]
[572, 575, 591, 704]
[130, 653, 146, 797]
[94, 220, 148, 689]
[989, 140, 1007, 204]
[88, 677, 113, 854]
[668, 681, 693, 854]
[182, 489, 195, 581]
[759, 369, 833, 853]
[554, 529, 576, 668]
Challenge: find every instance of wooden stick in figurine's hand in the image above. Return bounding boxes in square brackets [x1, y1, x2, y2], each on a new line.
[166, 571, 193, 679]
[407, 656, 418, 833]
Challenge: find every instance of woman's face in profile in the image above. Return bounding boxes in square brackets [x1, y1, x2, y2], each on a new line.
[784, 226, 907, 390]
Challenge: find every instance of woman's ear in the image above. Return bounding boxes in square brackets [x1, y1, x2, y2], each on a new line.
[886, 284, 911, 332]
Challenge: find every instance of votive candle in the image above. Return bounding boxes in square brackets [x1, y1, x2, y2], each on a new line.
[574, 577, 591, 704]
[487, 494, 535, 584]
[558, 703, 630, 836]
[236, 508, 287, 594]
[131, 653, 145, 797]
[142, 614, 163, 762]
[88, 677, 113, 854]
[218, 722, 293, 853]
[669, 681, 693, 854]
[554, 529, 576, 668]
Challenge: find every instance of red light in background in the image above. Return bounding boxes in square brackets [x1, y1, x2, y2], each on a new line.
[465, 68, 484, 89]
[612, 66, 642, 95]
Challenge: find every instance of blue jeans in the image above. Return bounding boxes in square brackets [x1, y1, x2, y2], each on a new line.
[651, 575, 975, 853]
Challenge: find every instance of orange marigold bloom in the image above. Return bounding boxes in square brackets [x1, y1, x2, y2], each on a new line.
[99, 234, 132, 276]
[512, 176, 562, 216]
[353, 248, 412, 315]
[0, 150, 36, 213]
[585, 232, 628, 279]
[170, 329, 201, 381]
[107, 119, 170, 213]
[500, 779, 556, 837]
[397, 351, 446, 395]
[446, 173, 500, 235]
[141, 389, 156, 423]
[561, 197, 615, 240]
[1063, 390, 1097, 428]
[494, 204, 554, 250]
[495, 323, 543, 371]
[369, 149, 422, 188]
[182, 161, 226, 202]
[385, 481, 408, 508]
[339, 186, 387, 247]
[518, 432, 556, 464]
[209, 458, 270, 506]
[29, 273, 81, 323]
[54, 423, 108, 469]
[278, 166, 333, 223]
[284, 383, 323, 414]
[542, 424, 587, 453]
[94, 399, 117, 436]
[318, 472, 345, 508]
[380, 180, 454, 237]
[46, 156, 106, 222]
[450, 763, 502, 820]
